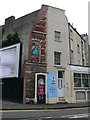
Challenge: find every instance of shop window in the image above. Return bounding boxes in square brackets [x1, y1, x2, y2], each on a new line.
[89, 74, 90, 87]
[74, 73, 81, 87]
[82, 74, 89, 87]
[74, 73, 89, 88]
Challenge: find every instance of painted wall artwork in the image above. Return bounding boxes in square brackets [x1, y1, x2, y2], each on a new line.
[31, 41, 40, 62]
[31, 42, 39, 56]
[47, 73, 57, 98]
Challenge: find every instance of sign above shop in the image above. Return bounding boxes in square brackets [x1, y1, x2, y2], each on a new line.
[70, 65, 90, 74]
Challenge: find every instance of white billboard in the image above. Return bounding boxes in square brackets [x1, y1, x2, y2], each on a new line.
[0, 43, 20, 78]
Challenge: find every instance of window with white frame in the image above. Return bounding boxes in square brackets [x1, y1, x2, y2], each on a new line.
[74, 73, 89, 88]
[55, 31, 61, 42]
[89, 74, 90, 87]
[74, 73, 81, 87]
[54, 52, 61, 65]
[82, 74, 89, 87]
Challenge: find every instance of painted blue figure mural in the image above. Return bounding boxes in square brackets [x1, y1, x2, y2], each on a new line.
[31, 42, 39, 56]
[47, 73, 57, 98]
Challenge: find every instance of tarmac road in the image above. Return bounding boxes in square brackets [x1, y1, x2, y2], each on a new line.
[1, 107, 89, 120]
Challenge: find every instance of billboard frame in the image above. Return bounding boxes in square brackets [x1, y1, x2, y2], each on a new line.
[0, 43, 21, 79]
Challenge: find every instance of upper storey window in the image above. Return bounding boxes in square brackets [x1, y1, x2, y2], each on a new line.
[55, 31, 61, 42]
[54, 52, 61, 66]
[77, 44, 80, 53]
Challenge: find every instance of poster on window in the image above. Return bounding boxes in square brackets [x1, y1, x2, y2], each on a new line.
[37, 86, 44, 95]
[0, 43, 20, 78]
[37, 76, 45, 95]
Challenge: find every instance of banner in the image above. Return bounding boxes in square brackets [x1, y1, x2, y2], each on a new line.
[47, 73, 57, 98]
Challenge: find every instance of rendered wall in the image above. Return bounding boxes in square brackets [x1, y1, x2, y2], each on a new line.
[46, 6, 69, 73]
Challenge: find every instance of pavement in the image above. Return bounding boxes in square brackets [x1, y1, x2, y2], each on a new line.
[1, 100, 89, 110]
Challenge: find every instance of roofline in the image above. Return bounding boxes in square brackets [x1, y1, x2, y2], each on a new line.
[42, 4, 65, 12]
[16, 9, 40, 21]
[68, 22, 86, 42]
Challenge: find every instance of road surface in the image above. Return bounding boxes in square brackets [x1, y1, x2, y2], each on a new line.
[1, 107, 89, 120]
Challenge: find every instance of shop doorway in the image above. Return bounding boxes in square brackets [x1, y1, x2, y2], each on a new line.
[58, 71, 65, 98]
[36, 74, 46, 104]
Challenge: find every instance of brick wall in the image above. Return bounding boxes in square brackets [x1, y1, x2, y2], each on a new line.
[23, 61, 47, 103]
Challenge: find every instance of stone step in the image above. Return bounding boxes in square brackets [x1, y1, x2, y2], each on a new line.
[57, 98, 68, 104]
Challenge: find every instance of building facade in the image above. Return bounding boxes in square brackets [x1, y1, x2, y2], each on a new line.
[1, 5, 90, 104]
[88, 45, 90, 66]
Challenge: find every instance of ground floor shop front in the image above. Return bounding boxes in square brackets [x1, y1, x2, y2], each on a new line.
[23, 61, 90, 104]
[65, 65, 90, 103]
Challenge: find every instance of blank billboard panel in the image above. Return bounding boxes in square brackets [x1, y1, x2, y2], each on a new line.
[0, 43, 20, 78]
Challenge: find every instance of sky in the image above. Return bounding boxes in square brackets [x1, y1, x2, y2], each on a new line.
[0, 0, 89, 35]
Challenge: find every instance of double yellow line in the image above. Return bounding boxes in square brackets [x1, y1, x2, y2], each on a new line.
[0, 107, 89, 113]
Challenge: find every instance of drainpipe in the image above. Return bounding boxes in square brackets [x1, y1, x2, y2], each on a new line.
[68, 23, 71, 64]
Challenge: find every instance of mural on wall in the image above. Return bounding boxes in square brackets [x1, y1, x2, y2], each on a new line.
[29, 5, 48, 63]
[31, 42, 39, 56]
[31, 41, 40, 62]
[47, 73, 57, 98]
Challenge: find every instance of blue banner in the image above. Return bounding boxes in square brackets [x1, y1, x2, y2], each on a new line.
[47, 73, 57, 98]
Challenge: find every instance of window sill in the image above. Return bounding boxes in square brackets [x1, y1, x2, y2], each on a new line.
[54, 65, 62, 68]
[55, 40, 62, 42]
[74, 87, 90, 90]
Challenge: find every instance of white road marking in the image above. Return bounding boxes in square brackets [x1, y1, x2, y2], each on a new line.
[62, 113, 90, 119]
[41, 116, 52, 119]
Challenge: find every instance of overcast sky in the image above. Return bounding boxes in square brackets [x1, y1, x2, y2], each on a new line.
[0, 0, 89, 35]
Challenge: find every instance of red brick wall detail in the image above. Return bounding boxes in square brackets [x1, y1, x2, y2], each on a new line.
[28, 5, 48, 63]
